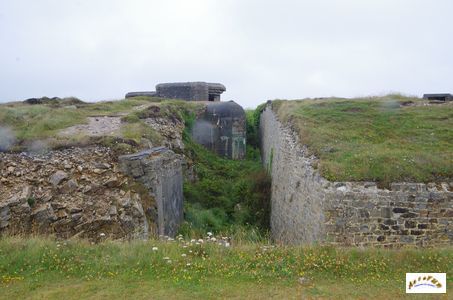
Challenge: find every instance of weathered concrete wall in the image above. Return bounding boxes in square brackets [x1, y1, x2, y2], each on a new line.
[260, 104, 453, 247]
[155, 82, 226, 102]
[192, 101, 246, 160]
[126, 82, 226, 101]
[119, 147, 183, 237]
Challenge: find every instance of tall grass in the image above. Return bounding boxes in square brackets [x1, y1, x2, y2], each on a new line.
[273, 96, 453, 185]
[0, 237, 451, 286]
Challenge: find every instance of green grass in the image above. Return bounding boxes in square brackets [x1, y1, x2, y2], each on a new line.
[0, 237, 451, 299]
[272, 95, 453, 185]
[0, 97, 203, 151]
[0, 97, 157, 138]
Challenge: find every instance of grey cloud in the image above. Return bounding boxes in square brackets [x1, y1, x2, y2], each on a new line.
[0, 0, 452, 108]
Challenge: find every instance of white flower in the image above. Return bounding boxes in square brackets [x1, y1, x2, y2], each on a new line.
[225, 242, 230, 247]
[207, 232, 213, 236]
[189, 250, 193, 253]
[163, 257, 170, 260]
[167, 237, 174, 241]
[152, 247, 158, 251]
[181, 253, 187, 257]
[182, 245, 188, 248]
[100, 233, 106, 237]
[197, 239, 204, 243]
[195, 242, 200, 245]
[190, 239, 196, 243]
[186, 263, 191, 266]
[167, 260, 172, 264]
[210, 237, 217, 242]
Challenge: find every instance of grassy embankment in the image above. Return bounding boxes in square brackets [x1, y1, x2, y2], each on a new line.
[0, 97, 202, 152]
[272, 95, 453, 186]
[0, 237, 451, 299]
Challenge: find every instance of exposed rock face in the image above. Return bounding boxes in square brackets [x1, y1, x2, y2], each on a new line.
[0, 146, 156, 241]
[119, 147, 184, 237]
[126, 82, 226, 102]
[260, 104, 453, 247]
[191, 101, 246, 160]
[139, 105, 186, 150]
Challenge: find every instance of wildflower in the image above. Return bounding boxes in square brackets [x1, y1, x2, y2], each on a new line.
[207, 232, 213, 237]
[152, 247, 158, 251]
[181, 254, 187, 257]
[198, 239, 204, 243]
[195, 242, 200, 245]
[190, 239, 196, 243]
[225, 242, 230, 247]
[186, 263, 191, 266]
[210, 237, 217, 242]
[100, 233, 106, 237]
[163, 257, 170, 260]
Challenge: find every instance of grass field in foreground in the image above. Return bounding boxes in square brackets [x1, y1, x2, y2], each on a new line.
[1, 237, 451, 299]
[272, 95, 453, 186]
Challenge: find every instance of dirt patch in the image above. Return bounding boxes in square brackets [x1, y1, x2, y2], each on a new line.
[341, 107, 364, 113]
[59, 116, 122, 137]
[399, 101, 415, 107]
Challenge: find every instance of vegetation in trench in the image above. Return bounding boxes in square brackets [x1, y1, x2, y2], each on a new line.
[180, 106, 271, 236]
[272, 95, 453, 186]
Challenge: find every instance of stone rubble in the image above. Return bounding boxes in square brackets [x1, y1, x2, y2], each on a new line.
[0, 146, 157, 241]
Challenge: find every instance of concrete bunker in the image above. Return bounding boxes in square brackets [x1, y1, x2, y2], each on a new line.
[191, 101, 246, 160]
[126, 82, 226, 102]
[423, 93, 453, 101]
[126, 81, 246, 160]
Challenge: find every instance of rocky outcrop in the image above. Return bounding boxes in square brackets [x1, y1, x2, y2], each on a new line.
[0, 146, 155, 241]
[260, 104, 453, 247]
[119, 147, 184, 237]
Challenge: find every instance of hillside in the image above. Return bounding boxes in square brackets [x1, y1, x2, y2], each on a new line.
[272, 95, 453, 185]
[0, 97, 270, 238]
[0, 97, 203, 153]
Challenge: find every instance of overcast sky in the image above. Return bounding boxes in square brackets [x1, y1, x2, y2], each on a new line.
[1, 0, 452, 108]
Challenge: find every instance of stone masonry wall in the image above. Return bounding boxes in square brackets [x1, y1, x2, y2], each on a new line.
[119, 147, 183, 237]
[260, 104, 453, 247]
